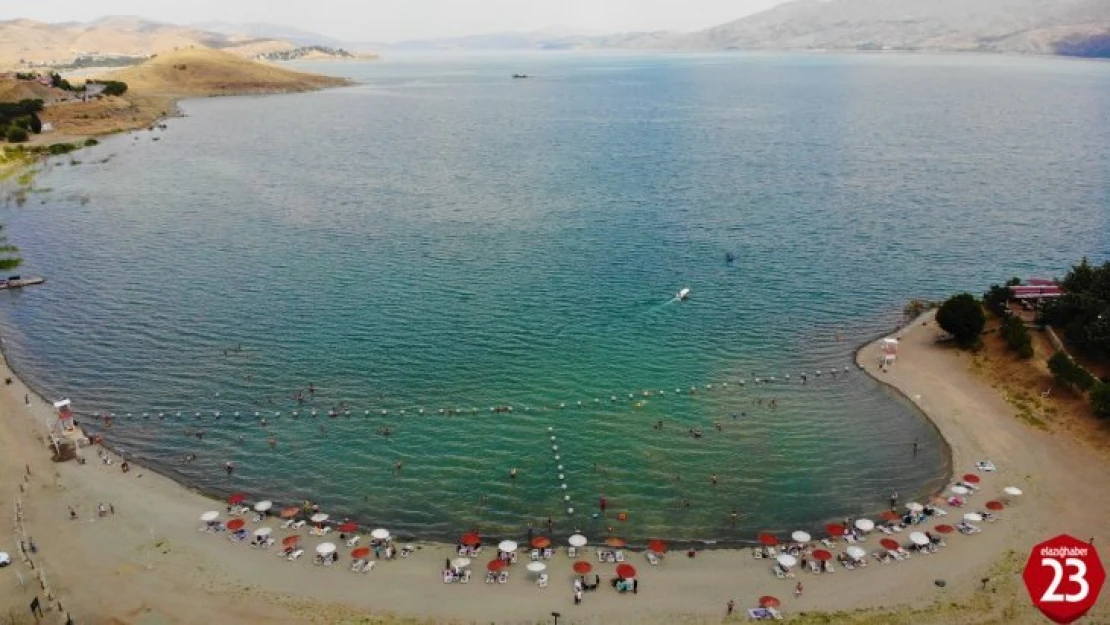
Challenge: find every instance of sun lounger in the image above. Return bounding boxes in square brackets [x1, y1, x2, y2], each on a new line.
[646, 552, 660, 565]
[543, 548, 554, 559]
[808, 561, 820, 574]
[353, 559, 367, 572]
[442, 571, 455, 583]
[932, 508, 948, 516]
[292, 520, 306, 529]
[261, 537, 274, 549]
[568, 546, 578, 558]
[457, 568, 467, 582]
[843, 560, 855, 571]
[280, 519, 295, 529]
[401, 545, 414, 558]
[498, 571, 509, 584]
[772, 565, 785, 579]
[820, 538, 834, 548]
[538, 573, 549, 588]
[748, 607, 783, 621]
[288, 549, 304, 561]
[878, 525, 893, 535]
[530, 549, 540, 561]
[824, 561, 836, 573]
[486, 572, 496, 584]
[976, 460, 997, 472]
[615, 550, 625, 562]
[278, 547, 293, 557]
[346, 536, 360, 548]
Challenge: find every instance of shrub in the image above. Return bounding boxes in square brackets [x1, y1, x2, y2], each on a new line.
[5, 126, 28, 143]
[84, 138, 99, 147]
[1047, 352, 1096, 392]
[1000, 316, 1033, 359]
[1092, 383, 1110, 419]
[936, 293, 986, 348]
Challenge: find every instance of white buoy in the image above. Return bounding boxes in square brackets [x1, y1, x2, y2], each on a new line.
[564, 495, 570, 501]
[253, 412, 258, 417]
[706, 384, 712, 389]
[560, 403, 565, 409]
[490, 407, 495, 412]
[844, 366, 850, 372]
[577, 401, 582, 406]
[382, 410, 388, 415]
[816, 370, 822, 375]
[785, 374, 790, 379]
[567, 508, 574, 514]
[234, 412, 240, 417]
[215, 411, 220, 417]
[143, 413, 148, 417]
[365, 410, 370, 415]
[553, 445, 558, 451]
[754, 378, 760, 383]
[628, 393, 634, 399]
[557, 465, 564, 470]
[561, 483, 567, 489]
[127, 414, 132, 418]
[594, 398, 599, 403]
[722, 382, 728, 386]
[195, 412, 200, 417]
[419, 408, 425, 414]
[675, 388, 681, 393]
[739, 380, 745, 385]
[472, 408, 478, 413]
[400, 409, 405, 414]
[558, 473, 565, 480]
[275, 412, 280, 416]
[159, 413, 165, 418]
[660, 390, 665, 394]
[548, 426, 554, 432]
[555, 455, 561, 461]
[507, 406, 513, 412]
[551, 436, 556, 441]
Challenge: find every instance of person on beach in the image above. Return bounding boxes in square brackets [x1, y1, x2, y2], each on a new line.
[913, 438, 919, 455]
[24, 393, 29, 405]
[890, 491, 899, 510]
[795, 582, 803, 598]
[727, 600, 735, 616]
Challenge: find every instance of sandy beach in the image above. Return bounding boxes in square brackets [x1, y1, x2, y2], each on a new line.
[2, 310, 1109, 624]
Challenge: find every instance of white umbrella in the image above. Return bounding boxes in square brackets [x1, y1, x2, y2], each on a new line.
[909, 532, 929, 546]
[498, 540, 519, 553]
[950, 486, 970, 496]
[776, 554, 797, 568]
[310, 513, 329, 524]
[526, 561, 547, 573]
[791, 531, 811, 543]
[254, 500, 273, 512]
[854, 519, 874, 532]
[906, 502, 924, 513]
[568, 534, 587, 548]
[846, 546, 867, 561]
[0, 552, 9, 567]
[254, 527, 273, 537]
[964, 513, 983, 522]
[451, 557, 471, 569]
[371, 528, 390, 540]
[1003, 487, 1023, 496]
[200, 511, 219, 522]
[315, 542, 337, 555]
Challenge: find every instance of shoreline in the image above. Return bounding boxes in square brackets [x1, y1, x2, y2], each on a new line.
[3, 305, 1109, 622]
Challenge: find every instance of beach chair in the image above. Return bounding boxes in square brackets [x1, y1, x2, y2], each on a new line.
[401, 545, 414, 558]
[442, 571, 455, 584]
[280, 519, 294, 529]
[753, 547, 764, 559]
[820, 538, 834, 549]
[292, 520, 306, 529]
[288, 549, 304, 561]
[878, 525, 893, 535]
[772, 565, 785, 579]
[976, 460, 997, 472]
[896, 547, 912, 559]
[538, 573, 549, 588]
[844, 534, 857, 544]
[568, 546, 578, 558]
[646, 551, 660, 565]
[932, 508, 948, 517]
[843, 560, 855, 571]
[808, 561, 820, 574]
[530, 549, 540, 561]
[352, 559, 366, 572]
[615, 550, 625, 562]
[509, 552, 518, 564]
[262, 537, 275, 549]
[498, 571, 509, 584]
[346, 536, 360, 548]
[486, 572, 496, 584]
[543, 548, 554, 559]
[824, 561, 836, 573]
[459, 568, 468, 582]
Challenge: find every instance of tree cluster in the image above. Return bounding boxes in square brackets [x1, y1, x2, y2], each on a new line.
[87, 80, 129, 97]
[1, 99, 44, 143]
[1048, 352, 1096, 393]
[1040, 257, 1110, 361]
[983, 277, 1020, 317]
[1000, 316, 1033, 359]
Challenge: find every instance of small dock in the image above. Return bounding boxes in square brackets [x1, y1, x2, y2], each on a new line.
[0, 276, 45, 290]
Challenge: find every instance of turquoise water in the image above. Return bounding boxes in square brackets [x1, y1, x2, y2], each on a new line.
[2, 53, 1108, 544]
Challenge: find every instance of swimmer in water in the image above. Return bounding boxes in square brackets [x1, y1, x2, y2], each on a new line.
[393, 461, 403, 474]
[510, 468, 518, 479]
[711, 473, 719, 486]
[268, 437, 277, 449]
[225, 461, 234, 475]
[714, 421, 722, 431]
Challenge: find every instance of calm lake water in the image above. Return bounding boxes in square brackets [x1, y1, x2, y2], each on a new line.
[2, 53, 1108, 544]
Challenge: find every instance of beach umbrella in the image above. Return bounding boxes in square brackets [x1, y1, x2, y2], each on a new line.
[452, 557, 472, 569]
[254, 501, 273, 513]
[759, 596, 781, 609]
[200, 511, 219, 522]
[531, 536, 551, 549]
[648, 539, 667, 553]
[461, 532, 481, 547]
[573, 561, 593, 575]
[791, 531, 811, 543]
[280, 506, 300, 519]
[906, 502, 924, 513]
[825, 523, 846, 536]
[964, 513, 983, 522]
[854, 519, 874, 532]
[371, 528, 390, 540]
[315, 542, 337, 555]
[351, 547, 371, 559]
[880, 538, 900, 551]
[228, 493, 246, 505]
[226, 519, 246, 531]
[812, 549, 832, 561]
[568, 534, 588, 548]
[338, 522, 358, 533]
[615, 563, 636, 578]
[846, 546, 867, 561]
[1003, 487, 1023, 497]
[486, 559, 506, 572]
[310, 513, 329, 524]
[606, 537, 627, 548]
[962, 474, 981, 484]
[282, 535, 301, 547]
[880, 511, 900, 522]
[775, 554, 797, 569]
[950, 486, 970, 496]
[498, 540, 519, 553]
[909, 532, 929, 546]
[934, 524, 955, 534]
[0, 552, 9, 568]
[985, 501, 1005, 511]
[757, 533, 779, 547]
[254, 527, 273, 537]
[527, 561, 547, 573]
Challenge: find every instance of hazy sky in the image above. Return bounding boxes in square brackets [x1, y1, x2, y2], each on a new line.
[3, 0, 789, 42]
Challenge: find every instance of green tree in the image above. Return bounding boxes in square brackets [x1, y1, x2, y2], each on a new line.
[1062, 257, 1097, 294]
[0, 225, 22, 272]
[1047, 352, 1095, 392]
[1000, 316, 1033, 359]
[983, 284, 1013, 317]
[5, 126, 28, 143]
[1092, 383, 1110, 419]
[936, 293, 986, 347]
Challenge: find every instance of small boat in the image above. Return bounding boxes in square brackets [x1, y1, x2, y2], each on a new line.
[677, 287, 690, 301]
[0, 275, 45, 290]
[512, 74, 530, 79]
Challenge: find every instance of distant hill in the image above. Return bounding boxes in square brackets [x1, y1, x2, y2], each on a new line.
[0, 16, 302, 70]
[380, 29, 671, 52]
[192, 21, 345, 48]
[668, 0, 1110, 56]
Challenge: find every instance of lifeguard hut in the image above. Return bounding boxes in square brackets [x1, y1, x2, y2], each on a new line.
[49, 398, 88, 461]
[880, 338, 899, 367]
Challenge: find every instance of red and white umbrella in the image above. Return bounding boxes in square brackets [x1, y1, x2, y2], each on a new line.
[228, 493, 246, 505]
[825, 523, 846, 537]
[615, 563, 636, 579]
[757, 533, 779, 546]
[985, 501, 1005, 511]
[338, 522, 358, 533]
[880, 538, 900, 551]
[811, 549, 832, 561]
[573, 561, 592, 575]
[351, 547, 371, 559]
[648, 539, 667, 553]
[487, 559, 506, 572]
[461, 532, 481, 546]
[531, 536, 551, 549]
[962, 473, 981, 484]
[282, 535, 301, 547]
[226, 519, 245, 531]
[934, 524, 955, 534]
[279, 506, 300, 519]
[759, 596, 781, 608]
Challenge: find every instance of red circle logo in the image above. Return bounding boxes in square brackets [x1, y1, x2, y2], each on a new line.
[1023, 534, 1105, 624]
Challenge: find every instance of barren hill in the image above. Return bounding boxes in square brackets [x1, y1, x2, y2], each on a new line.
[103, 47, 350, 97]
